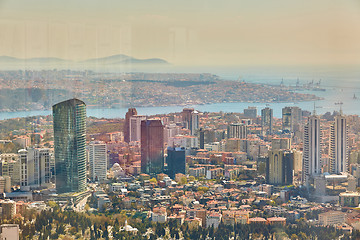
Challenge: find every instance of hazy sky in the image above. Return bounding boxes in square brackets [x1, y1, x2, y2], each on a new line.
[0, 0, 359, 66]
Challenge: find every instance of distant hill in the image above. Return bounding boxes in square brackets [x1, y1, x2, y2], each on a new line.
[0, 54, 169, 70]
[81, 54, 168, 65]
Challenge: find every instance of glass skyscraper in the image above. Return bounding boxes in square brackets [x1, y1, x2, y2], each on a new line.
[53, 98, 86, 194]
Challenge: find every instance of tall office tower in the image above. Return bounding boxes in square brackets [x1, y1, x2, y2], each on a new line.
[53, 98, 86, 194]
[88, 141, 107, 182]
[302, 114, 322, 185]
[166, 147, 186, 179]
[199, 129, 205, 149]
[282, 106, 302, 131]
[227, 123, 247, 139]
[124, 108, 137, 143]
[261, 107, 273, 135]
[129, 115, 146, 142]
[266, 150, 294, 185]
[18, 148, 51, 191]
[0, 153, 20, 186]
[329, 115, 348, 174]
[181, 108, 199, 135]
[141, 119, 164, 175]
[244, 106, 257, 118]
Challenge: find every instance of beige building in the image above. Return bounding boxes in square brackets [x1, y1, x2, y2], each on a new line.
[0, 153, 20, 186]
[318, 211, 346, 226]
[0, 224, 19, 240]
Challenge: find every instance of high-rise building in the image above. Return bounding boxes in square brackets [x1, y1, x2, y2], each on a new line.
[181, 108, 199, 135]
[302, 114, 322, 185]
[18, 148, 51, 191]
[0, 153, 20, 186]
[53, 98, 86, 194]
[266, 150, 294, 185]
[124, 108, 137, 143]
[166, 147, 186, 179]
[282, 106, 302, 132]
[244, 107, 257, 118]
[129, 115, 146, 142]
[227, 123, 247, 139]
[88, 141, 107, 182]
[261, 107, 273, 134]
[141, 119, 164, 175]
[329, 115, 348, 174]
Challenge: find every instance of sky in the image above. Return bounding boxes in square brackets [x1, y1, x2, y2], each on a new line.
[0, 0, 359, 66]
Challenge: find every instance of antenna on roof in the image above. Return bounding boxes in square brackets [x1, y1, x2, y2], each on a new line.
[335, 102, 343, 115]
[313, 102, 316, 115]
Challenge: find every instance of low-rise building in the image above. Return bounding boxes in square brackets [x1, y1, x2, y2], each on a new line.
[319, 211, 346, 226]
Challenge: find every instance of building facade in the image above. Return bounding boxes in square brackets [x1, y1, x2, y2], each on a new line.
[266, 150, 294, 185]
[141, 119, 164, 175]
[124, 108, 137, 143]
[261, 107, 273, 135]
[53, 98, 87, 193]
[89, 141, 107, 182]
[329, 115, 348, 174]
[302, 114, 322, 185]
[166, 147, 186, 179]
[18, 148, 51, 191]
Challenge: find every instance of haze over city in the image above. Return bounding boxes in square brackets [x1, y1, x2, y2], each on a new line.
[0, 0, 360, 66]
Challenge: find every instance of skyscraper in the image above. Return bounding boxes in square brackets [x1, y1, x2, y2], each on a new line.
[53, 98, 86, 194]
[261, 107, 273, 135]
[302, 114, 322, 185]
[141, 119, 164, 175]
[124, 108, 138, 143]
[182, 108, 199, 135]
[166, 147, 186, 179]
[129, 115, 146, 142]
[88, 141, 107, 182]
[329, 115, 348, 174]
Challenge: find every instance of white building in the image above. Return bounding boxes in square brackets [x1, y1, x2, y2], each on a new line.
[302, 114, 322, 185]
[151, 207, 167, 223]
[89, 141, 107, 182]
[163, 123, 181, 144]
[0, 153, 20, 186]
[18, 148, 51, 191]
[129, 115, 146, 142]
[329, 115, 348, 174]
[168, 135, 198, 149]
[206, 212, 222, 228]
